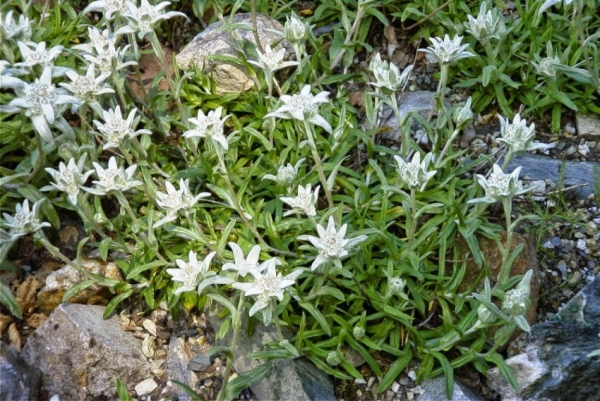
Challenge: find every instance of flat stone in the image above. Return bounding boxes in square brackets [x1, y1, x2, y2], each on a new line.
[505, 154, 600, 199]
[135, 378, 158, 396]
[20, 304, 150, 401]
[576, 113, 600, 138]
[0, 341, 41, 401]
[176, 13, 292, 94]
[206, 307, 336, 401]
[188, 353, 213, 372]
[416, 376, 482, 401]
[165, 335, 201, 401]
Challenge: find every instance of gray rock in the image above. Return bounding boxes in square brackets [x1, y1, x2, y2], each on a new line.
[176, 13, 292, 94]
[20, 304, 150, 401]
[487, 274, 600, 401]
[576, 113, 600, 138]
[166, 335, 201, 401]
[0, 341, 41, 401]
[505, 153, 600, 199]
[416, 376, 482, 401]
[205, 308, 335, 401]
[188, 353, 213, 372]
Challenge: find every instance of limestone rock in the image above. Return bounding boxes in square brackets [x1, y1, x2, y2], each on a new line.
[0, 341, 41, 401]
[416, 376, 482, 401]
[576, 113, 600, 138]
[20, 304, 150, 401]
[205, 307, 336, 401]
[487, 274, 600, 400]
[37, 259, 123, 313]
[176, 13, 292, 94]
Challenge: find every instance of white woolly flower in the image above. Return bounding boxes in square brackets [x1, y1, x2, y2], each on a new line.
[394, 152, 437, 192]
[232, 258, 302, 324]
[0, 67, 80, 142]
[167, 251, 216, 295]
[465, 2, 506, 41]
[85, 156, 142, 195]
[298, 216, 368, 271]
[123, 0, 187, 39]
[93, 106, 151, 150]
[60, 64, 114, 112]
[83, 0, 133, 20]
[222, 242, 263, 278]
[248, 44, 298, 73]
[502, 270, 533, 317]
[264, 85, 332, 133]
[0, 10, 32, 42]
[42, 156, 94, 205]
[81, 39, 137, 78]
[14, 41, 64, 71]
[1, 199, 51, 241]
[183, 106, 230, 150]
[280, 184, 320, 217]
[418, 35, 475, 65]
[369, 53, 413, 91]
[283, 13, 309, 43]
[453, 97, 474, 128]
[497, 113, 554, 152]
[263, 158, 305, 188]
[468, 164, 532, 204]
[153, 179, 210, 228]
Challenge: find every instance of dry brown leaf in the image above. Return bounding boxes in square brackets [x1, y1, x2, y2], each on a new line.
[8, 323, 21, 351]
[128, 47, 174, 101]
[0, 313, 13, 337]
[348, 91, 365, 110]
[24, 312, 48, 329]
[16, 275, 43, 313]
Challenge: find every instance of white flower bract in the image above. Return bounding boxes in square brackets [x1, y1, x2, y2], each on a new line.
[123, 0, 186, 39]
[394, 152, 437, 192]
[222, 242, 263, 278]
[264, 85, 332, 133]
[418, 35, 475, 65]
[280, 184, 319, 217]
[262, 158, 305, 188]
[465, 2, 506, 41]
[85, 156, 142, 195]
[468, 164, 531, 204]
[93, 106, 151, 150]
[167, 251, 215, 294]
[1, 199, 51, 241]
[497, 113, 554, 152]
[183, 106, 230, 150]
[369, 53, 413, 91]
[42, 157, 94, 205]
[248, 44, 298, 73]
[153, 179, 210, 228]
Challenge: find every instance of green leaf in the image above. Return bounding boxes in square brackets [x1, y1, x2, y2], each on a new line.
[486, 352, 519, 391]
[482, 65, 497, 87]
[62, 279, 97, 303]
[171, 380, 205, 401]
[225, 362, 272, 401]
[377, 345, 412, 393]
[103, 289, 133, 318]
[432, 351, 454, 400]
[115, 378, 133, 401]
[126, 260, 166, 280]
[0, 280, 22, 319]
[299, 301, 331, 336]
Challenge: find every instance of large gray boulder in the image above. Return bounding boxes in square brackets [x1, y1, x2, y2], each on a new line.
[487, 274, 600, 400]
[20, 304, 151, 401]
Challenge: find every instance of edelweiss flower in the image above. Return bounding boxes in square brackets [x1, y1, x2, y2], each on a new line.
[453, 97, 474, 128]
[280, 184, 320, 217]
[1, 199, 51, 241]
[14, 41, 64, 71]
[153, 179, 210, 228]
[183, 106, 230, 150]
[502, 270, 533, 316]
[85, 156, 142, 195]
[232, 258, 302, 324]
[387, 276, 407, 297]
[262, 158, 305, 188]
[369, 53, 413, 91]
[418, 35, 475, 65]
[222, 242, 263, 278]
[42, 156, 94, 205]
[264, 85, 332, 133]
[0, 10, 31, 42]
[497, 113, 553, 152]
[83, 0, 133, 20]
[123, 0, 187, 39]
[298, 216, 367, 271]
[465, 2, 506, 41]
[60, 64, 114, 112]
[0, 67, 80, 142]
[167, 250, 230, 295]
[394, 152, 437, 192]
[468, 164, 531, 204]
[248, 44, 298, 73]
[81, 38, 137, 78]
[283, 13, 309, 43]
[93, 106, 151, 150]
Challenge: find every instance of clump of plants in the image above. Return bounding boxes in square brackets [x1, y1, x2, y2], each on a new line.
[0, 0, 596, 400]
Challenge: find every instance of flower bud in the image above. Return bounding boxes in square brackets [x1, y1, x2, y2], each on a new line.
[387, 277, 407, 297]
[502, 288, 529, 316]
[477, 304, 497, 324]
[353, 326, 366, 340]
[326, 351, 341, 366]
[277, 164, 297, 187]
[453, 97, 473, 129]
[284, 13, 308, 43]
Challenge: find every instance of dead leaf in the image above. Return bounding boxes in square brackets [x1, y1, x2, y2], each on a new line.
[8, 323, 21, 351]
[16, 275, 43, 313]
[128, 46, 174, 101]
[25, 313, 47, 329]
[142, 318, 157, 337]
[349, 91, 365, 110]
[142, 333, 155, 358]
[0, 314, 13, 337]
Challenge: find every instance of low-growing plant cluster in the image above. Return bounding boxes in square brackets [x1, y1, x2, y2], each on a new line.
[0, 0, 597, 399]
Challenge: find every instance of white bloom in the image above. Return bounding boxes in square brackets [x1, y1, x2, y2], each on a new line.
[280, 184, 319, 217]
[298, 216, 368, 271]
[497, 113, 554, 152]
[263, 158, 305, 188]
[60, 64, 114, 112]
[1, 199, 51, 241]
[0, 60, 27, 90]
[222, 242, 263, 277]
[167, 251, 215, 295]
[183, 106, 230, 150]
[42, 156, 94, 205]
[539, 0, 575, 15]
[0, 67, 80, 142]
[369, 53, 413, 91]
[387, 277, 407, 297]
[83, 0, 133, 20]
[14, 41, 64, 70]
[153, 179, 210, 228]
[283, 13, 309, 43]
[82, 39, 137, 78]
[394, 152, 437, 192]
[502, 270, 533, 316]
[93, 106, 151, 150]
[248, 44, 298, 73]
[123, 0, 187, 39]
[453, 97, 474, 128]
[465, 2, 506, 41]
[264, 85, 332, 133]
[85, 156, 142, 195]
[418, 35, 475, 65]
[468, 164, 531, 204]
[0, 10, 31, 42]
[232, 258, 302, 324]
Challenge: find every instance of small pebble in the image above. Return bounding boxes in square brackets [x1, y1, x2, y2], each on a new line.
[135, 378, 158, 396]
[391, 381, 400, 393]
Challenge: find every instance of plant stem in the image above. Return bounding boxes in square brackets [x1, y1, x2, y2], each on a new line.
[217, 293, 245, 401]
[498, 196, 514, 285]
[302, 120, 334, 209]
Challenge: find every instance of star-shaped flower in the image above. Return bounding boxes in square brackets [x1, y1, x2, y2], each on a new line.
[394, 152, 437, 192]
[93, 106, 151, 150]
[280, 184, 319, 217]
[467, 164, 532, 204]
[123, 0, 187, 39]
[248, 44, 298, 73]
[264, 85, 332, 133]
[497, 113, 554, 152]
[222, 242, 263, 278]
[1, 199, 51, 241]
[418, 35, 475, 65]
[85, 156, 142, 195]
[42, 156, 94, 205]
[153, 179, 210, 228]
[183, 106, 230, 150]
